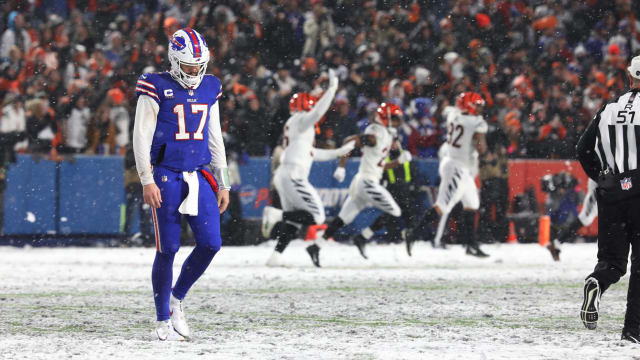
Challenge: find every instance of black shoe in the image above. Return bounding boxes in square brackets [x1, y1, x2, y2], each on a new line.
[466, 245, 489, 258]
[621, 331, 640, 343]
[352, 234, 368, 259]
[405, 229, 416, 257]
[581, 277, 600, 330]
[547, 240, 561, 262]
[306, 244, 321, 267]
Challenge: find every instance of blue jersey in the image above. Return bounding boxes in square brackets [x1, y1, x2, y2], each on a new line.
[135, 72, 222, 172]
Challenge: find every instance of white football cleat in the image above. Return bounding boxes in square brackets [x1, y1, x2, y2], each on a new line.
[170, 295, 190, 338]
[266, 251, 286, 267]
[155, 320, 184, 341]
[261, 206, 283, 238]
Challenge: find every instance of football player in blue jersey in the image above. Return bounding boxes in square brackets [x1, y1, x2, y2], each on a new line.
[132, 28, 230, 341]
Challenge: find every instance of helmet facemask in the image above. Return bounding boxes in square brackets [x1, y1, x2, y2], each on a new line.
[170, 56, 208, 89]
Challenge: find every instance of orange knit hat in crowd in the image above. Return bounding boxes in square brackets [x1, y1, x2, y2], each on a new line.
[609, 44, 621, 55]
[476, 13, 490, 28]
[108, 88, 125, 105]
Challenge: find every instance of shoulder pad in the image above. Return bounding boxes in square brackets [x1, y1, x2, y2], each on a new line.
[202, 74, 223, 102]
[135, 73, 160, 103]
[362, 124, 384, 142]
[475, 117, 489, 134]
[366, 123, 381, 132]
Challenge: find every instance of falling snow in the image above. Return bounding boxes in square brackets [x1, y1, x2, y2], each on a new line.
[1, 241, 637, 359]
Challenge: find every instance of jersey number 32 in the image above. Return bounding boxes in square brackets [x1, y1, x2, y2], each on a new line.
[447, 123, 464, 148]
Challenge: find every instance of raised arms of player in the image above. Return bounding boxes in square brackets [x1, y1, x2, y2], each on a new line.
[333, 135, 360, 182]
[207, 101, 230, 190]
[312, 141, 356, 161]
[298, 69, 339, 131]
[338, 134, 365, 165]
[133, 95, 159, 186]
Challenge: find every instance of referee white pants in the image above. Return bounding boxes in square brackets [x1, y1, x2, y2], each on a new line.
[273, 166, 326, 225]
[338, 174, 401, 225]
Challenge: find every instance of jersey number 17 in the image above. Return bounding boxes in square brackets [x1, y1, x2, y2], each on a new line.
[173, 104, 208, 140]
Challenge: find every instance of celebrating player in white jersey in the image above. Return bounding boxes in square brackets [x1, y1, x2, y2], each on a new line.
[406, 92, 489, 257]
[312, 103, 412, 266]
[261, 70, 355, 267]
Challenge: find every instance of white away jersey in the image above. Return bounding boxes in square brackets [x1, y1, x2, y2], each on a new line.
[279, 85, 338, 178]
[358, 123, 394, 180]
[280, 113, 316, 178]
[442, 106, 487, 168]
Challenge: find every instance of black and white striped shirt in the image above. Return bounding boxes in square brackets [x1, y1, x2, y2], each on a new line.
[578, 89, 640, 180]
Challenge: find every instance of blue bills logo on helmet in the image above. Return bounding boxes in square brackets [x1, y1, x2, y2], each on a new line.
[170, 36, 186, 51]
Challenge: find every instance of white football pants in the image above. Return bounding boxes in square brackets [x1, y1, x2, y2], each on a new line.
[274, 166, 326, 225]
[432, 157, 480, 247]
[338, 174, 401, 225]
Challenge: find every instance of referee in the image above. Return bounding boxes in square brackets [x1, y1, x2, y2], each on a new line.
[577, 55, 640, 343]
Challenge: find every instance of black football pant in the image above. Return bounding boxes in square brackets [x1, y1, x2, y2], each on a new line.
[479, 178, 508, 243]
[587, 192, 640, 335]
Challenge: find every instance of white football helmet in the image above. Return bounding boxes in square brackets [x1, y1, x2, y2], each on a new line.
[168, 28, 210, 89]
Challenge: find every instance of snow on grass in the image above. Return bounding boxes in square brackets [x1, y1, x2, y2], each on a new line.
[0, 241, 637, 359]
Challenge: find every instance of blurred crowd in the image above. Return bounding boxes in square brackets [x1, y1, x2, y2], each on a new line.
[0, 0, 638, 167]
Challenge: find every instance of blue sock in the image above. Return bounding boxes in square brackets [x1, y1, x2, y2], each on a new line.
[172, 245, 218, 300]
[151, 251, 176, 321]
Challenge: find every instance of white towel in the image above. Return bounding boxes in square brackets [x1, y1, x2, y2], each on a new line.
[178, 171, 199, 216]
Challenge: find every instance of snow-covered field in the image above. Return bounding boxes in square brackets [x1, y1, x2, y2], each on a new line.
[1, 240, 637, 359]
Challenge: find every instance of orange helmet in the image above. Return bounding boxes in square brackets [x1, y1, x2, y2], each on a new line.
[456, 92, 485, 115]
[375, 102, 403, 126]
[289, 92, 316, 113]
